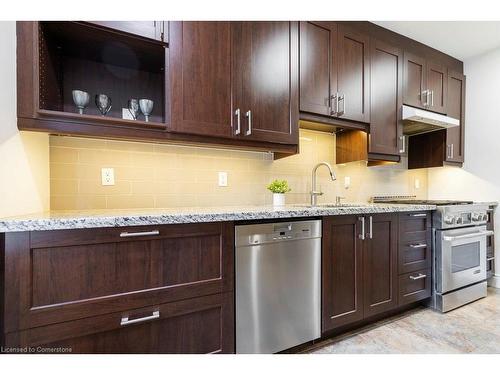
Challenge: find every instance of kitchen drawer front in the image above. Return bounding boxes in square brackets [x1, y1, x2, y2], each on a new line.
[398, 268, 431, 306]
[398, 211, 432, 274]
[5, 292, 234, 354]
[4, 222, 234, 332]
[399, 211, 431, 234]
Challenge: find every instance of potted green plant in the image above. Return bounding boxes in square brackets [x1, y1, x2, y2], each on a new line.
[267, 179, 291, 206]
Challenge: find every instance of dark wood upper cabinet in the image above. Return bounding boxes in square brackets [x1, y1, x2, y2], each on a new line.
[322, 215, 364, 332]
[298, 22, 369, 124]
[233, 21, 299, 144]
[403, 52, 447, 114]
[363, 214, 398, 318]
[369, 39, 403, 157]
[446, 70, 465, 163]
[169, 22, 232, 138]
[299, 21, 335, 117]
[426, 62, 447, 114]
[84, 21, 167, 43]
[403, 52, 426, 109]
[336, 24, 370, 123]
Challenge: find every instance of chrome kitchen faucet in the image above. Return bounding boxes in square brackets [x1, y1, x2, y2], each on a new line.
[310, 162, 337, 207]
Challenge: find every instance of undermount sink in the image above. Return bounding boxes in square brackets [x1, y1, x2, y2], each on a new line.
[293, 203, 365, 209]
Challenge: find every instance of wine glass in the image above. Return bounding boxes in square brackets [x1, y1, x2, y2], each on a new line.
[72, 90, 90, 115]
[139, 99, 154, 122]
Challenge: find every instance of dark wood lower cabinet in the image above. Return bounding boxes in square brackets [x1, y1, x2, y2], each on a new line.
[322, 215, 364, 331]
[363, 214, 398, 318]
[1, 222, 235, 354]
[5, 293, 234, 354]
[322, 211, 431, 335]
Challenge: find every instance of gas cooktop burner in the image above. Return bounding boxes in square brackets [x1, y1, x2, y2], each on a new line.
[382, 199, 474, 206]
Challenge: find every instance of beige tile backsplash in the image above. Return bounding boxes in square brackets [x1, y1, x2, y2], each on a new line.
[49, 129, 428, 210]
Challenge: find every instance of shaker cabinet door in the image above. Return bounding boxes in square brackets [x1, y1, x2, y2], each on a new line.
[322, 215, 364, 332]
[336, 24, 370, 123]
[446, 70, 465, 163]
[369, 39, 403, 156]
[426, 62, 447, 114]
[233, 21, 299, 144]
[169, 21, 233, 138]
[403, 52, 426, 109]
[299, 21, 336, 117]
[363, 214, 398, 318]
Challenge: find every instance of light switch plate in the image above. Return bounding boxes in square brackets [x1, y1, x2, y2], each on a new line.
[101, 168, 115, 186]
[218, 171, 228, 187]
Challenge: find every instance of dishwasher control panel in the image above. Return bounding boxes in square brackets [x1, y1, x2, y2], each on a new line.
[235, 220, 322, 246]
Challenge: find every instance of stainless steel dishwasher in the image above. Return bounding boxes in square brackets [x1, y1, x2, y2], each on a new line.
[235, 220, 321, 354]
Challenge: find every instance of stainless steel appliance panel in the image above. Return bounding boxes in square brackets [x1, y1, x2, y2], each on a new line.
[235, 220, 321, 354]
[435, 225, 489, 293]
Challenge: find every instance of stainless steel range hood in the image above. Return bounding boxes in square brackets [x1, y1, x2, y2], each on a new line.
[402, 105, 459, 135]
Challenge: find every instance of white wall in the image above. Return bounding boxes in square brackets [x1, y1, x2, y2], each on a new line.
[0, 21, 49, 218]
[427, 46, 500, 287]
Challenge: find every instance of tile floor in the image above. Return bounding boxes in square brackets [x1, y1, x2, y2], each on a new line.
[308, 287, 500, 354]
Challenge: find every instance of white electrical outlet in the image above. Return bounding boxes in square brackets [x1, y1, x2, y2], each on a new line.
[218, 171, 228, 187]
[101, 168, 115, 186]
[344, 176, 351, 189]
[415, 178, 420, 189]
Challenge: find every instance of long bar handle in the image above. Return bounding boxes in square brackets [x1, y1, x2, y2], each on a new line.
[368, 216, 373, 239]
[409, 213, 427, 217]
[234, 108, 241, 135]
[120, 230, 160, 238]
[338, 93, 345, 116]
[443, 230, 494, 241]
[399, 135, 406, 154]
[121, 310, 160, 326]
[409, 243, 427, 248]
[330, 94, 338, 116]
[358, 217, 365, 240]
[245, 110, 252, 136]
[430, 90, 434, 107]
[409, 273, 427, 281]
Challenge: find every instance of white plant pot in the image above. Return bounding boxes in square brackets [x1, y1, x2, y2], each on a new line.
[273, 193, 286, 206]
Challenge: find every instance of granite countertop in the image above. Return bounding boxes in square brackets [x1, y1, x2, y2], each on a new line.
[0, 203, 437, 233]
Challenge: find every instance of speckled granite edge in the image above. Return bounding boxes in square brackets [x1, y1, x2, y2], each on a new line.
[0, 204, 436, 233]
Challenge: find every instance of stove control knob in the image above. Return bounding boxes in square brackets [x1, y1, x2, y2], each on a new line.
[444, 216, 455, 225]
[456, 217, 463, 224]
[482, 213, 489, 222]
[472, 213, 481, 222]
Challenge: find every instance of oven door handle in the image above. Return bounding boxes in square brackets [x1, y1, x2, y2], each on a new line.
[443, 230, 494, 241]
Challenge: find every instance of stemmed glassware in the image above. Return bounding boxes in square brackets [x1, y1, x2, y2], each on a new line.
[95, 94, 112, 116]
[72, 90, 90, 115]
[139, 99, 154, 122]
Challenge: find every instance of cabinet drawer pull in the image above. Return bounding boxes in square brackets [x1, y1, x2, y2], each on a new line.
[120, 230, 160, 238]
[409, 243, 427, 248]
[121, 310, 160, 326]
[409, 273, 427, 281]
[487, 257, 495, 261]
[408, 213, 427, 217]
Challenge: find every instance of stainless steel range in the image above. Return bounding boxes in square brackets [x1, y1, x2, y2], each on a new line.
[432, 202, 493, 312]
[373, 196, 494, 312]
